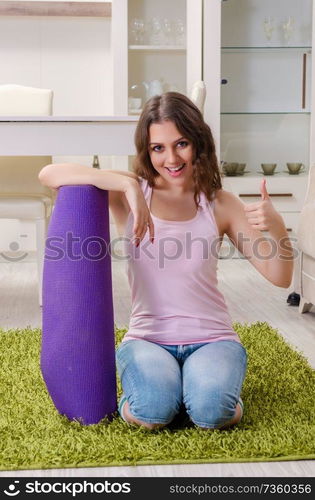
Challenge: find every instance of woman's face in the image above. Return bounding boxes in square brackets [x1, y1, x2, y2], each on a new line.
[148, 120, 194, 185]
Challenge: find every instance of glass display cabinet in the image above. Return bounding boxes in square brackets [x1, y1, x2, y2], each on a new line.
[111, 0, 314, 233]
[220, 0, 312, 174]
[204, 0, 315, 233]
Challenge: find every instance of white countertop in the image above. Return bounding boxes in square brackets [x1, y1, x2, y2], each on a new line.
[0, 116, 139, 155]
[0, 115, 139, 122]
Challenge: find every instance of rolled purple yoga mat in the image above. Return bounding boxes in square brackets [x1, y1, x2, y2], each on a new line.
[41, 185, 117, 425]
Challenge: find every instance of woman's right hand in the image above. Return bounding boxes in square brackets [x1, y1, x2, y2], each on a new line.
[39, 164, 154, 245]
[124, 179, 154, 246]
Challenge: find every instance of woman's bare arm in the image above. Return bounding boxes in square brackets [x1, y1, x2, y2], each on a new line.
[38, 163, 154, 244]
[38, 163, 137, 193]
[216, 185, 293, 288]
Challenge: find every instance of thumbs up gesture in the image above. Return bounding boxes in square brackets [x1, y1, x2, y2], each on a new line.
[260, 178, 269, 202]
[244, 179, 281, 232]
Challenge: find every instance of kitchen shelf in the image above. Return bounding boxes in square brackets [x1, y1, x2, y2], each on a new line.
[222, 46, 312, 52]
[222, 171, 308, 178]
[221, 112, 311, 115]
[0, 1, 111, 17]
[128, 109, 142, 115]
[128, 45, 186, 51]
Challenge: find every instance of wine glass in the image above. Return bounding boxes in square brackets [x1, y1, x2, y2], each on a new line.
[137, 18, 146, 43]
[282, 16, 294, 45]
[263, 17, 274, 45]
[130, 18, 146, 44]
[162, 18, 174, 45]
[149, 17, 162, 45]
[130, 18, 140, 44]
[174, 18, 185, 46]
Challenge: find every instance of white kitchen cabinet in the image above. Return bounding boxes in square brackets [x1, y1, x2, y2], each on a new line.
[204, 0, 315, 236]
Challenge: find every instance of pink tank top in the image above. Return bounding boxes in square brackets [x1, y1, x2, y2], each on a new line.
[122, 177, 240, 345]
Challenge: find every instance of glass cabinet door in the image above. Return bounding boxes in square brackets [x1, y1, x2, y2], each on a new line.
[220, 0, 313, 176]
[111, 0, 202, 172]
[112, 0, 202, 116]
[127, 0, 187, 115]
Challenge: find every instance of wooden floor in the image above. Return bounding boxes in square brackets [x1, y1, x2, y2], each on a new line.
[0, 253, 314, 477]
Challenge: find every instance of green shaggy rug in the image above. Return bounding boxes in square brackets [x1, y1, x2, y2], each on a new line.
[0, 322, 314, 471]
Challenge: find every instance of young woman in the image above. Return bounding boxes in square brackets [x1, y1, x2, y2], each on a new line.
[39, 92, 293, 431]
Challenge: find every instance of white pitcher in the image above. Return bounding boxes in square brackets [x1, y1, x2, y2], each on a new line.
[142, 79, 163, 99]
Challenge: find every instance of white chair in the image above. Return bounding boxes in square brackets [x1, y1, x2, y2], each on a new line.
[0, 84, 54, 306]
[296, 164, 315, 313]
[190, 81, 206, 115]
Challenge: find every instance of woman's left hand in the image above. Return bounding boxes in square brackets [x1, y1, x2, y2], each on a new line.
[243, 179, 284, 232]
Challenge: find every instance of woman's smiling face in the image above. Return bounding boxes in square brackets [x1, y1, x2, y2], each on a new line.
[148, 120, 194, 185]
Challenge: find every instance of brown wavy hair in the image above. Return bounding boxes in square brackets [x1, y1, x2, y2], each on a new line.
[133, 91, 222, 207]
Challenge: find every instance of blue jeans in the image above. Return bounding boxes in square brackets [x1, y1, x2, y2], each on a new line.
[116, 339, 247, 429]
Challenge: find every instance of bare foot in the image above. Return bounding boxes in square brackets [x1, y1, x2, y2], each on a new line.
[122, 401, 167, 430]
[219, 402, 243, 429]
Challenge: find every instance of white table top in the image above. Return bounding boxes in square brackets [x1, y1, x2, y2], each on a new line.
[0, 116, 139, 155]
[0, 115, 139, 122]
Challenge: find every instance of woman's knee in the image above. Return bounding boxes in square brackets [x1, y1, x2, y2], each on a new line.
[116, 340, 182, 426]
[186, 393, 239, 429]
[128, 390, 181, 426]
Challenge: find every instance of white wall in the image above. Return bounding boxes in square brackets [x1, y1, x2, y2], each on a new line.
[0, 6, 114, 252]
[0, 16, 112, 115]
